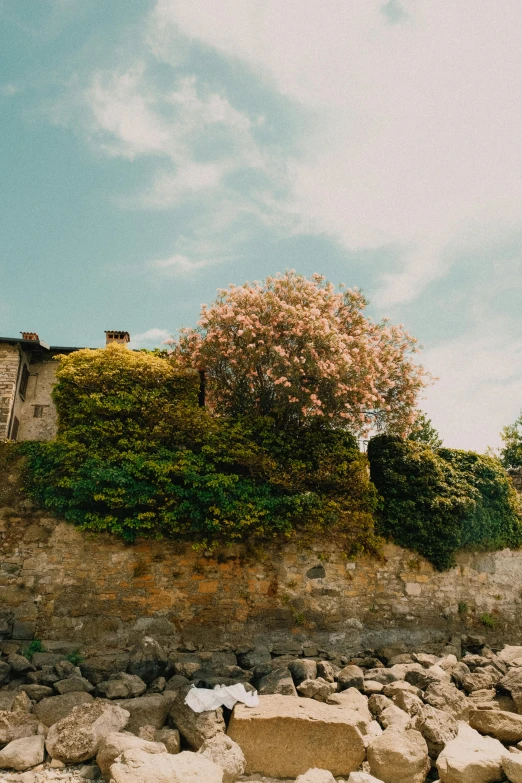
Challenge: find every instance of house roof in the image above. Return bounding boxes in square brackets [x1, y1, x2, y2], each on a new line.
[0, 336, 82, 353]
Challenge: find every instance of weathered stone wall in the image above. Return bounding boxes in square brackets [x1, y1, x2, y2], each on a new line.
[3, 487, 522, 656]
[0, 344, 20, 439]
[11, 357, 59, 441]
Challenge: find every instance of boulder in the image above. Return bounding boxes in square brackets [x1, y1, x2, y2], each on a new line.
[337, 665, 364, 691]
[317, 661, 337, 682]
[391, 690, 424, 717]
[423, 682, 470, 721]
[11, 691, 32, 713]
[168, 685, 225, 749]
[114, 693, 176, 734]
[0, 692, 17, 711]
[96, 731, 166, 781]
[54, 676, 94, 695]
[503, 751, 522, 783]
[461, 671, 495, 694]
[0, 734, 45, 771]
[412, 705, 458, 757]
[109, 747, 224, 783]
[0, 711, 40, 744]
[436, 721, 507, 783]
[258, 667, 297, 696]
[80, 653, 130, 685]
[97, 673, 147, 700]
[155, 727, 180, 754]
[297, 677, 337, 702]
[469, 708, 522, 742]
[128, 637, 167, 684]
[347, 774, 385, 783]
[289, 659, 318, 685]
[0, 660, 11, 685]
[34, 692, 93, 727]
[198, 733, 246, 783]
[236, 646, 271, 670]
[498, 646, 522, 667]
[18, 685, 54, 702]
[378, 705, 411, 732]
[45, 701, 130, 763]
[295, 770, 336, 783]
[7, 653, 35, 673]
[227, 693, 366, 777]
[366, 728, 430, 783]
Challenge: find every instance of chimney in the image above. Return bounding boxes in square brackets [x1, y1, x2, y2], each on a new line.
[21, 332, 39, 341]
[105, 330, 130, 347]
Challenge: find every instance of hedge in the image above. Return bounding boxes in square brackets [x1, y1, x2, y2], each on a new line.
[367, 435, 522, 570]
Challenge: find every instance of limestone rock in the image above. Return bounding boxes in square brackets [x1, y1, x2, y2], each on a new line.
[18, 685, 54, 703]
[347, 773, 385, 783]
[11, 691, 32, 713]
[7, 653, 35, 673]
[469, 707, 522, 742]
[423, 682, 470, 721]
[412, 705, 458, 757]
[198, 733, 246, 783]
[295, 769, 336, 783]
[499, 646, 522, 667]
[503, 750, 522, 783]
[168, 685, 225, 749]
[436, 721, 507, 783]
[0, 734, 45, 771]
[155, 726, 180, 754]
[461, 671, 495, 694]
[114, 693, 176, 734]
[367, 727, 430, 783]
[97, 673, 147, 700]
[109, 747, 224, 783]
[317, 661, 337, 682]
[34, 692, 94, 727]
[45, 701, 130, 763]
[0, 710, 40, 744]
[258, 667, 297, 696]
[95, 731, 166, 781]
[227, 693, 366, 777]
[297, 677, 337, 702]
[378, 705, 411, 732]
[0, 692, 17, 711]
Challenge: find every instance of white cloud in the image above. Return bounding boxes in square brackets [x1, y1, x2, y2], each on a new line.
[150, 254, 218, 276]
[128, 328, 172, 349]
[154, 0, 522, 304]
[0, 83, 20, 97]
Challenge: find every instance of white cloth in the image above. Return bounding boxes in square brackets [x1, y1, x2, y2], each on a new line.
[184, 682, 259, 713]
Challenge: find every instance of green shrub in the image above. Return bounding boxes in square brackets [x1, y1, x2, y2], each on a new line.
[22, 639, 44, 660]
[368, 435, 522, 570]
[22, 345, 379, 554]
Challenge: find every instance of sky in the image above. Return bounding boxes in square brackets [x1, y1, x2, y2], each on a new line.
[1, 0, 522, 452]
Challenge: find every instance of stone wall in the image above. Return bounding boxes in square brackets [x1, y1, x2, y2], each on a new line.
[3, 486, 522, 656]
[10, 356, 59, 441]
[0, 344, 20, 439]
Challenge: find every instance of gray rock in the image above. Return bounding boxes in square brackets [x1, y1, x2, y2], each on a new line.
[34, 692, 94, 727]
[337, 665, 364, 691]
[18, 685, 54, 702]
[7, 654, 35, 674]
[289, 659, 318, 685]
[237, 646, 271, 669]
[258, 667, 297, 696]
[168, 684, 225, 749]
[55, 676, 94, 695]
[97, 673, 147, 700]
[0, 660, 11, 685]
[80, 653, 130, 685]
[128, 637, 167, 684]
[114, 693, 176, 734]
[317, 661, 337, 682]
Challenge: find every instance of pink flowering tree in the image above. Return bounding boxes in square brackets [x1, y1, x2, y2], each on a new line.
[174, 271, 429, 435]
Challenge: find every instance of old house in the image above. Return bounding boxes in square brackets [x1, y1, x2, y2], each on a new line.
[0, 330, 129, 441]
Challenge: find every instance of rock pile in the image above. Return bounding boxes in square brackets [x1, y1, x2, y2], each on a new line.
[4, 634, 522, 780]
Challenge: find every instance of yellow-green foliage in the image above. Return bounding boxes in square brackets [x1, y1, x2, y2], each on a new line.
[23, 344, 379, 551]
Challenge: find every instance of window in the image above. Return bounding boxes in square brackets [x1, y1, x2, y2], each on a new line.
[33, 405, 44, 418]
[11, 417, 19, 441]
[19, 365, 29, 401]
